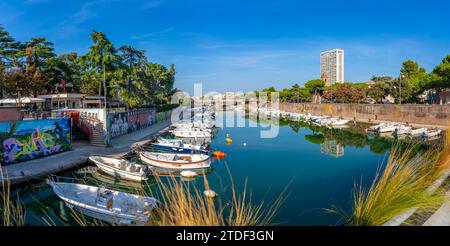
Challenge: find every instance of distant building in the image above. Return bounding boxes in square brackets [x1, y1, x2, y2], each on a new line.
[320, 49, 345, 86]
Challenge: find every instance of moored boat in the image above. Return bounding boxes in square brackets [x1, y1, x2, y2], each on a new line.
[47, 180, 159, 225]
[89, 156, 149, 182]
[139, 151, 211, 169]
[169, 129, 212, 138]
[151, 138, 209, 154]
[426, 128, 442, 138]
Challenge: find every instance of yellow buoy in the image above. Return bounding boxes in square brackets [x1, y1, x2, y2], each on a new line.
[226, 138, 233, 144]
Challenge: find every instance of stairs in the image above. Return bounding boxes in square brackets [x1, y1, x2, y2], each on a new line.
[79, 117, 107, 147]
[90, 126, 106, 147]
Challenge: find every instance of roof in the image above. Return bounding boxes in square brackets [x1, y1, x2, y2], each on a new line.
[37, 93, 104, 100]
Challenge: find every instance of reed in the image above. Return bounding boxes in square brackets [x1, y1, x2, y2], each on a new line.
[331, 140, 449, 226]
[0, 167, 26, 226]
[146, 166, 287, 226]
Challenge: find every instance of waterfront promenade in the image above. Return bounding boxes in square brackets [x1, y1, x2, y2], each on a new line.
[0, 119, 172, 185]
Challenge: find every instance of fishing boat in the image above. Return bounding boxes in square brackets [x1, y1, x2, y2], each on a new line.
[139, 151, 211, 169]
[151, 138, 210, 154]
[47, 180, 159, 225]
[89, 156, 149, 182]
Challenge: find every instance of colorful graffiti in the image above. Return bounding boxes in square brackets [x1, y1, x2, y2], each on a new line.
[0, 118, 72, 164]
[107, 109, 156, 140]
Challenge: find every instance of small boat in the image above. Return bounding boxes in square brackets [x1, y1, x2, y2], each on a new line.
[377, 123, 402, 133]
[47, 180, 159, 225]
[170, 129, 212, 138]
[151, 138, 209, 154]
[139, 151, 211, 169]
[393, 125, 412, 135]
[89, 156, 149, 182]
[426, 128, 442, 138]
[408, 128, 427, 136]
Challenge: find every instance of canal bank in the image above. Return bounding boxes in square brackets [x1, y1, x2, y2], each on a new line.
[279, 103, 450, 129]
[0, 119, 172, 186]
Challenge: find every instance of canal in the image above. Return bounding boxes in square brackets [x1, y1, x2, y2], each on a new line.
[15, 111, 428, 225]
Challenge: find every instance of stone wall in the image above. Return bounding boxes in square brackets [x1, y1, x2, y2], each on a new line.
[280, 103, 450, 126]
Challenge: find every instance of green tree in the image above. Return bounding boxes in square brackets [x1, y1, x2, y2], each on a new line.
[0, 24, 21, 67]
[81, 31, 119, 98]
[304, 79, 325, 95]
[323, 83, 366, 103]
[367, 83, 388, 103]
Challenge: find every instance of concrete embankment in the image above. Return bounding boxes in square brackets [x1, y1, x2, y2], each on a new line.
[1, 119, 172, 186]
[280, 103, 450, 129]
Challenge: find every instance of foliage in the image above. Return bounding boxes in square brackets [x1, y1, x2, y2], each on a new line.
[0, 25, 177, 108]
[323, 83, 367, 103]
[147, 167, 287, 226]
[304, 79, 325, 95]
[330, 142, 450, 226]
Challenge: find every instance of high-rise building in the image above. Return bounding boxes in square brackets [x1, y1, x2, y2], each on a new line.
[320, 49, 345, 86]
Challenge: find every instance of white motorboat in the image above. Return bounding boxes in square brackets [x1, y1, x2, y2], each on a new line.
[139, 151, 211, 169]
[393, 125, 412, 135]
[88, 156, 149, 182]
[426, 128, 442, 138]
[47, 180, 159, 225]
[408, 128, 427, 136]
[376, 123, 402, 133]
[169, 129, 212, 138]
[151, 137, 209, 154]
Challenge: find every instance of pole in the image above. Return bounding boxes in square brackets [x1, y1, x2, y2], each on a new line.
[103, 64, 107, 109]
[399, 74, 402, 105]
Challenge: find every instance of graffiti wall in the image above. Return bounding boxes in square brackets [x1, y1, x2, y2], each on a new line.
[106, 109, 156, 141]
[0, 118, 72, 165]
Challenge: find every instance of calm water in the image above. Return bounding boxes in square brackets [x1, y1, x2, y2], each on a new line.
[16, 111, 399, 226]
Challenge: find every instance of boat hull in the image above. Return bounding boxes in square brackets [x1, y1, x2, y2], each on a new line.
[95, 162, 148, 182]
[151, 143, 209, 154]
[89, 157, 148, 182]
[139, 152, 211, 170]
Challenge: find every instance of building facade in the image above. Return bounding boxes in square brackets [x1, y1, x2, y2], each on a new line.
[320, 49, 345, 86]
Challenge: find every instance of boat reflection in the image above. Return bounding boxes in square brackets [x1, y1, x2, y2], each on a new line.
[87, 170, 151, 192]
[149, 166, 214, 181]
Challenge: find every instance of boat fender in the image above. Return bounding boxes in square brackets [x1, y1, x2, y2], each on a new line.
[213, 151, 226, 158]
[180, 170, 198, 178]
[204, 189, 217, 198]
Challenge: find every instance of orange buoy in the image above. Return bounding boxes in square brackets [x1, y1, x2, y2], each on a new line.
[213, 151, 226, 158]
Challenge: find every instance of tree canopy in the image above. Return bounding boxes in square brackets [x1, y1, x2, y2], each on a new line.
[0, 25, 177, 108]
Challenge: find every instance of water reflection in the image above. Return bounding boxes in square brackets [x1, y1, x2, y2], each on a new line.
[320, 140, 345, 158]
[246, 113, 394, 156]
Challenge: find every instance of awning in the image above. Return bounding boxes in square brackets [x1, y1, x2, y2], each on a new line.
[0, 97, 45, 104]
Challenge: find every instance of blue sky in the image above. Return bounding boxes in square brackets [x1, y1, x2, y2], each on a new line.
[1, 0, 450, 94]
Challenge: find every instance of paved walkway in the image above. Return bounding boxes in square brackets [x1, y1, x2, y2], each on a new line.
[423, 190, 450, 226]
[1, 120, 172, 185]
